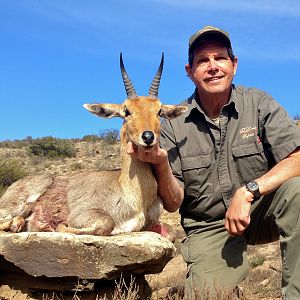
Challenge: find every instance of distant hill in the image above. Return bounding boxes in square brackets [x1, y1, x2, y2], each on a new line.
[0, 133, 120, 195]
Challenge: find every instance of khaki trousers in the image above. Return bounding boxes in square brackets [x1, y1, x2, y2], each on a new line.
[181, 177, 300, 300]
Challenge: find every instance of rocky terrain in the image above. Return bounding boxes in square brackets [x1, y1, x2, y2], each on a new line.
[0, 138, 282, 299]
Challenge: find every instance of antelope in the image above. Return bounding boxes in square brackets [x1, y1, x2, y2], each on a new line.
[0, 54, 187, 239]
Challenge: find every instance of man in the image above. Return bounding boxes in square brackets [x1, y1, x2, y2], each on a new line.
[127, 25, 300, 299]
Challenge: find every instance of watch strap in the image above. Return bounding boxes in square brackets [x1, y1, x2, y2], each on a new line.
[246, 181, 260, 201]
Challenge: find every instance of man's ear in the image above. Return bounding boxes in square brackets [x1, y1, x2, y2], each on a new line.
[83, 104, 123, 119]
[233, 56, 238, 75]
[160, 105, 188, 120]
[185, 64, 192, 78]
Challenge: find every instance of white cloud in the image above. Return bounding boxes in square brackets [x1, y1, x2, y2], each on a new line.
[150, 0, 300, 16]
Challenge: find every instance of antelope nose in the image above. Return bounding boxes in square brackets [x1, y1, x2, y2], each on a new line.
[142, 131, 155, 145]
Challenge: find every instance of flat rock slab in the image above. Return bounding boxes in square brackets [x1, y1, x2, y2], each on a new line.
[0, 231, 176, 279]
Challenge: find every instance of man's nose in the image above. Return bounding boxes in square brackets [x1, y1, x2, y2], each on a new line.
[208, 59, 219, 71]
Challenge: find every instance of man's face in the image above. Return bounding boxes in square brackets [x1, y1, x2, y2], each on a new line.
[185, 41, 238, 97]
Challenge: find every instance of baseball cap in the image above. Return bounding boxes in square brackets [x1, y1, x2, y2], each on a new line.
[189, 25, 232, 53]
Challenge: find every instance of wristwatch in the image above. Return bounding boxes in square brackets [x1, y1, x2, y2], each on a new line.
[245, 181, 260, 201]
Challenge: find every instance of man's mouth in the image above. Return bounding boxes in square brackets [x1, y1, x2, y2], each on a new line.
[205, 76, 223, 82]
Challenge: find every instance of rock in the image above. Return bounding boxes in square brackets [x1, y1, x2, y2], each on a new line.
[146, 255, 186, 291]
[259, 278, 270, 287]
[0, 231, 176, 279]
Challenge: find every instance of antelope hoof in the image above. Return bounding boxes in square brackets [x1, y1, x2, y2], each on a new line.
[10, 216, 26, 233]
[0, 220, 12, 231]
[147, 222, 177, 243]
[56, 224, 70, 233]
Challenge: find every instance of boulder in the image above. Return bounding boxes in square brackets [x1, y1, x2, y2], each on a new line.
[0, 231, 176, 279]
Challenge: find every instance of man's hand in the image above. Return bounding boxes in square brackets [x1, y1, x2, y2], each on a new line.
[225, 187, 253, 235]
[126, 141, 184, 212]
[126, 141, 168, 166]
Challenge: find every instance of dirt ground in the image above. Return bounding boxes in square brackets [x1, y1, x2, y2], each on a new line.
[0, 141, 283, 299]
[0, 210, 282, 300]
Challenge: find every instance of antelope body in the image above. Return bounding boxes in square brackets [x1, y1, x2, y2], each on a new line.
[0, 54, 187, 238]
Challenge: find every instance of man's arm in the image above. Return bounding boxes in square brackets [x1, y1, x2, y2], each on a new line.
[151, 152, 184, 212]
[126, 141, 184, 212]
[225, 148, 300, 235]
[257, 148, 300, 195]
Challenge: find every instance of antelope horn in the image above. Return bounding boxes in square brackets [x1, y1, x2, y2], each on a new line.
[148, 53, 164, 98]
[120, 52, 137, 99]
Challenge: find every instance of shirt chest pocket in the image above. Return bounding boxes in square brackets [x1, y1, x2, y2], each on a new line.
[181, 154, 212, 197]
[232, 143, 268, 185]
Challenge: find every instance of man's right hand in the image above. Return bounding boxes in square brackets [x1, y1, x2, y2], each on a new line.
[126, 141, 184, 212]
[126, 141, 168, 166]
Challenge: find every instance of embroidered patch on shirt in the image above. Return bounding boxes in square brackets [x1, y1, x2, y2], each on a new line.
[240, 126, 257, 139]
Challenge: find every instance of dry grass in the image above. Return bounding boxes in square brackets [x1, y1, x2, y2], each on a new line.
[0, 138, 282, 300]
[0, 140, 120, 177]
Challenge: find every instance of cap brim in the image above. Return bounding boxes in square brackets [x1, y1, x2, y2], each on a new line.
[189, 30, 231, 52]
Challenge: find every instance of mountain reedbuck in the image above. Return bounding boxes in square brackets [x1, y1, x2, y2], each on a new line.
[0, 54, 187, 240]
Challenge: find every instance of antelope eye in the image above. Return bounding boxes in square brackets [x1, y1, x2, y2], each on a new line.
[124, 107, 131, 117]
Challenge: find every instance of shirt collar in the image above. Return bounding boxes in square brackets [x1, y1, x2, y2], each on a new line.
[186, 84, 239, 117]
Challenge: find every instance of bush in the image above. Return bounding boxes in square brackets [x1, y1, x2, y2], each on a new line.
[82, 134, 102, 142]
[0, 160, 28, 195]
[249, 255, 266, 268]
[28, 137, 76, 158]
[99, 129, 119, 145]
[70, 162, 83, 171]
[294, 113, 300, 120]
[0, 137, 33, 149]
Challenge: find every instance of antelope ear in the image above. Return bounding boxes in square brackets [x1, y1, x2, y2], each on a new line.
[160, 105, 188, 120]
[83, 104, 123, 119]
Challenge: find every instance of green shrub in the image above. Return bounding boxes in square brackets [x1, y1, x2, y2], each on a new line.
[82, 130, 119, 144]
[0, 160, 28, 195]
[70, 162, 83, 171]
[82, 134, 102, 142]
[0, 137, 32, 149]
[294, 114, 300, 120]
[99, 129, 119, 145]
[249, 255, 265, 268]
[29, 137, 76, 158]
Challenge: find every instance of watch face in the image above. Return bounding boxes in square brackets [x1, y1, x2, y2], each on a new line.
[248, 181, 258, 191]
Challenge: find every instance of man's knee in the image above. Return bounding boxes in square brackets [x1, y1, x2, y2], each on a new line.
[277, 176, 300, 195]
[273, 177, 300, 236]
[181, 232, 248, 296]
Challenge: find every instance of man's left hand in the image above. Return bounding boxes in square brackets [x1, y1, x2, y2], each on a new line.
[225, 187, 253, 235]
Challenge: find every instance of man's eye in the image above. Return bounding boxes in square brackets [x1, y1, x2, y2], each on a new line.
[198, 58, 207, 64]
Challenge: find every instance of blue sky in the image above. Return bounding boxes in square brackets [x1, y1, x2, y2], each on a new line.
[1, 0, 300, 141]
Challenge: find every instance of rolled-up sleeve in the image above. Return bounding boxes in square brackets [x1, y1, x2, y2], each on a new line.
[261, 95, 300, 162]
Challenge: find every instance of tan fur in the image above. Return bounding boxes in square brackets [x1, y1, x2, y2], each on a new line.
[0, 61, 187, 237]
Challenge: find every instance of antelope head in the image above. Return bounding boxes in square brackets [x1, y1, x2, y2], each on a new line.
[84, 53, 187, 151]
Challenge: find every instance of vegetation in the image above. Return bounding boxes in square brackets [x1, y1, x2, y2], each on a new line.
[0, 160, 28, 195]
[82, 134, 102, 142]
[0, 132, 282, 300]
[99, 129, 120, 144]
[0, 136, 34, 149]
[15, 277, 246, 300]
[81, 129, 120, 145]
[294, 113, 300, 120]
[249, 255, 266, 268]
[28, 137, 77, 158]
[0, 129, 120, 150]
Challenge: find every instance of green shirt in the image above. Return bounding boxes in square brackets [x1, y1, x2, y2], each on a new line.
[161, 85, 300, 232]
